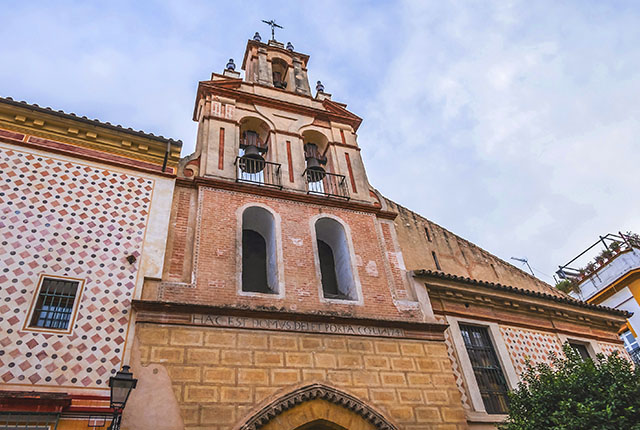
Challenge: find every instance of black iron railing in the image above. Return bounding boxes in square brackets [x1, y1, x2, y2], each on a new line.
[235, 157, 282, 189]
[303, 169, 350, 199]
[556, 232, 640, 282]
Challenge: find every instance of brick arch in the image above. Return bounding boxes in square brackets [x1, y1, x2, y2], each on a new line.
[234, 383, 398, 430]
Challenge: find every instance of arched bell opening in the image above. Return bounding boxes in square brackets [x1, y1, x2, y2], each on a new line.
[241, 206, 278, 294]
[271, 58, 289, 89]
[301, 130, 329, 186]
[315, 218, 356, 300]
[238, 117, 272, 176]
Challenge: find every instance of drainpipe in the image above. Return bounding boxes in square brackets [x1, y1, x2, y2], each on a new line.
[162, 140, 170, 172]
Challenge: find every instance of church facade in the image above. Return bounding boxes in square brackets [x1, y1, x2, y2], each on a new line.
[0, 33, 631, 430]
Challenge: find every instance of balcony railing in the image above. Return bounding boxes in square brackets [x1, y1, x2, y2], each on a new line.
[557, 232, 640, 284]
[235, 156, 282, 189]
[303, 169, 350, 199]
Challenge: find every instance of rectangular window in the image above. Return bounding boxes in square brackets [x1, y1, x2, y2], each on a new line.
[569, 342, 591, 361]
[459, 324, 509, 414]
[621, 330, 639, 352]
[28, 277, 81, 331]
[621, 330, 640, 365]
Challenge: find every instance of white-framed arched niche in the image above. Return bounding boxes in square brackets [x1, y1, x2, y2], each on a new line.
[237, 204, 284, 297]
[311, 215, 362, 303]
[238, 116, 272, 157]
[301, 129, 330, 169]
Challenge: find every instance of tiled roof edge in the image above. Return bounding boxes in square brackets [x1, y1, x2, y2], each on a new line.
[414, 269, 632, 318]
[0, 96, 182, 146]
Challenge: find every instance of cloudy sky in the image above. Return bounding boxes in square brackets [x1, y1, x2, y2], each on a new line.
[2, 1, 639, 283]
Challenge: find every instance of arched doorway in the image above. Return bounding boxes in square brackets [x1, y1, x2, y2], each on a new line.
[233, 383, 397, 430]
[294, 419, 346, 430]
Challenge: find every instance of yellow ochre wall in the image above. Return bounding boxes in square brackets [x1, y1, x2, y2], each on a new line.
[132, 323, 469, 430]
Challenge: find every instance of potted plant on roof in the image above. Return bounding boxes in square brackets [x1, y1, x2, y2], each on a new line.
[610, 241, 621, 255]
[585, 262, 596, 277]
[594, 255, 604, 267]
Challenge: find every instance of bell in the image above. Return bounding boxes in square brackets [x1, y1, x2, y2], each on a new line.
[239, 131, 266, 174]
[304, 143, 327, 182]
[239, 146, 265, 174]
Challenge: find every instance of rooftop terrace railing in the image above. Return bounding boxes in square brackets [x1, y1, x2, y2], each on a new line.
[556, 232, 640, 284]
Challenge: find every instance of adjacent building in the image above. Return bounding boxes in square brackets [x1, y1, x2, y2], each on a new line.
[558, 232, 640, 364]
[0, 97, 181, 428]
[392, 206, 630, 429]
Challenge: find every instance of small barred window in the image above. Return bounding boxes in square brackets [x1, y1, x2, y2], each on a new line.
[29, 277, 80, 330]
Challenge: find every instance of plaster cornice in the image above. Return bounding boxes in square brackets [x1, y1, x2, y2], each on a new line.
[194, 80, 363, 131]
[413, 269, 631, 319]
[0, 96, 181, 146]
[132, 300, 448, 336]
[0, 97, 182, 172]
[174, 176, 397, 220]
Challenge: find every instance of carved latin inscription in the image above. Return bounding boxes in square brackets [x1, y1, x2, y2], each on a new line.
[191, 314, 405, 338]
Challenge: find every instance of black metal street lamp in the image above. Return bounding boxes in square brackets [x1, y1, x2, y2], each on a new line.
[108, 365, 138, 430]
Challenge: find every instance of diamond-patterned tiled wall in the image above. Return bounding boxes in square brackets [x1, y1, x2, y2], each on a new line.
[599, 341, 630, 360]
[443, 327, 471, 410]
[0, 145, 153, 389]
[500, 326, 563, 375]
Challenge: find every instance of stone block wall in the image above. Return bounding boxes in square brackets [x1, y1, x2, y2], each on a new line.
[135, 323, 469, 430]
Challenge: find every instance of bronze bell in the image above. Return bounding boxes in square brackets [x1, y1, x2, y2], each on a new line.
[304, 143, 327, 182]
[239, 130, 267, 174]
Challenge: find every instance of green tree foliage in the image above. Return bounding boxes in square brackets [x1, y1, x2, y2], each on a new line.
[500, 344, 640, 430]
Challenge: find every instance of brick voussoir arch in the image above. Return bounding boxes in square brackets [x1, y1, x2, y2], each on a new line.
[234, 383, 399, 430]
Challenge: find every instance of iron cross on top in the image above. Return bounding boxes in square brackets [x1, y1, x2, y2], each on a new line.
[262, 19, 283, 41]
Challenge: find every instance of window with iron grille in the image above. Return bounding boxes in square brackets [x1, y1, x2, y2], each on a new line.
[29, 277, 80, 330]
[459, 324, 510, 414]
[568, 342, 591, 361]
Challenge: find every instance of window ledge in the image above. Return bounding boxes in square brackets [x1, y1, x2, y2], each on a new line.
[465, 411, 508, 423]
[319, 296, 362, 305]
[238, 290, 283, 298]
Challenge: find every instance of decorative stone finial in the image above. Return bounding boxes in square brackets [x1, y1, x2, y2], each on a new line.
[316, 81, 325, 93]
[286, 42, 294, 51]
[226, 59, 236, 71]
[253, 32, 262, 42]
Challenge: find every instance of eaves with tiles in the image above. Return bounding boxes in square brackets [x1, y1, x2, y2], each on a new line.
[0, 96, 182, 176]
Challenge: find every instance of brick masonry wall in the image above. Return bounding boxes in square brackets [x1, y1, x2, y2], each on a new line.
[136, 323, 468, 430]
[161, 187, 421, 322]
[168, 188, 192, 279]
[386, 198, 564, 299]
